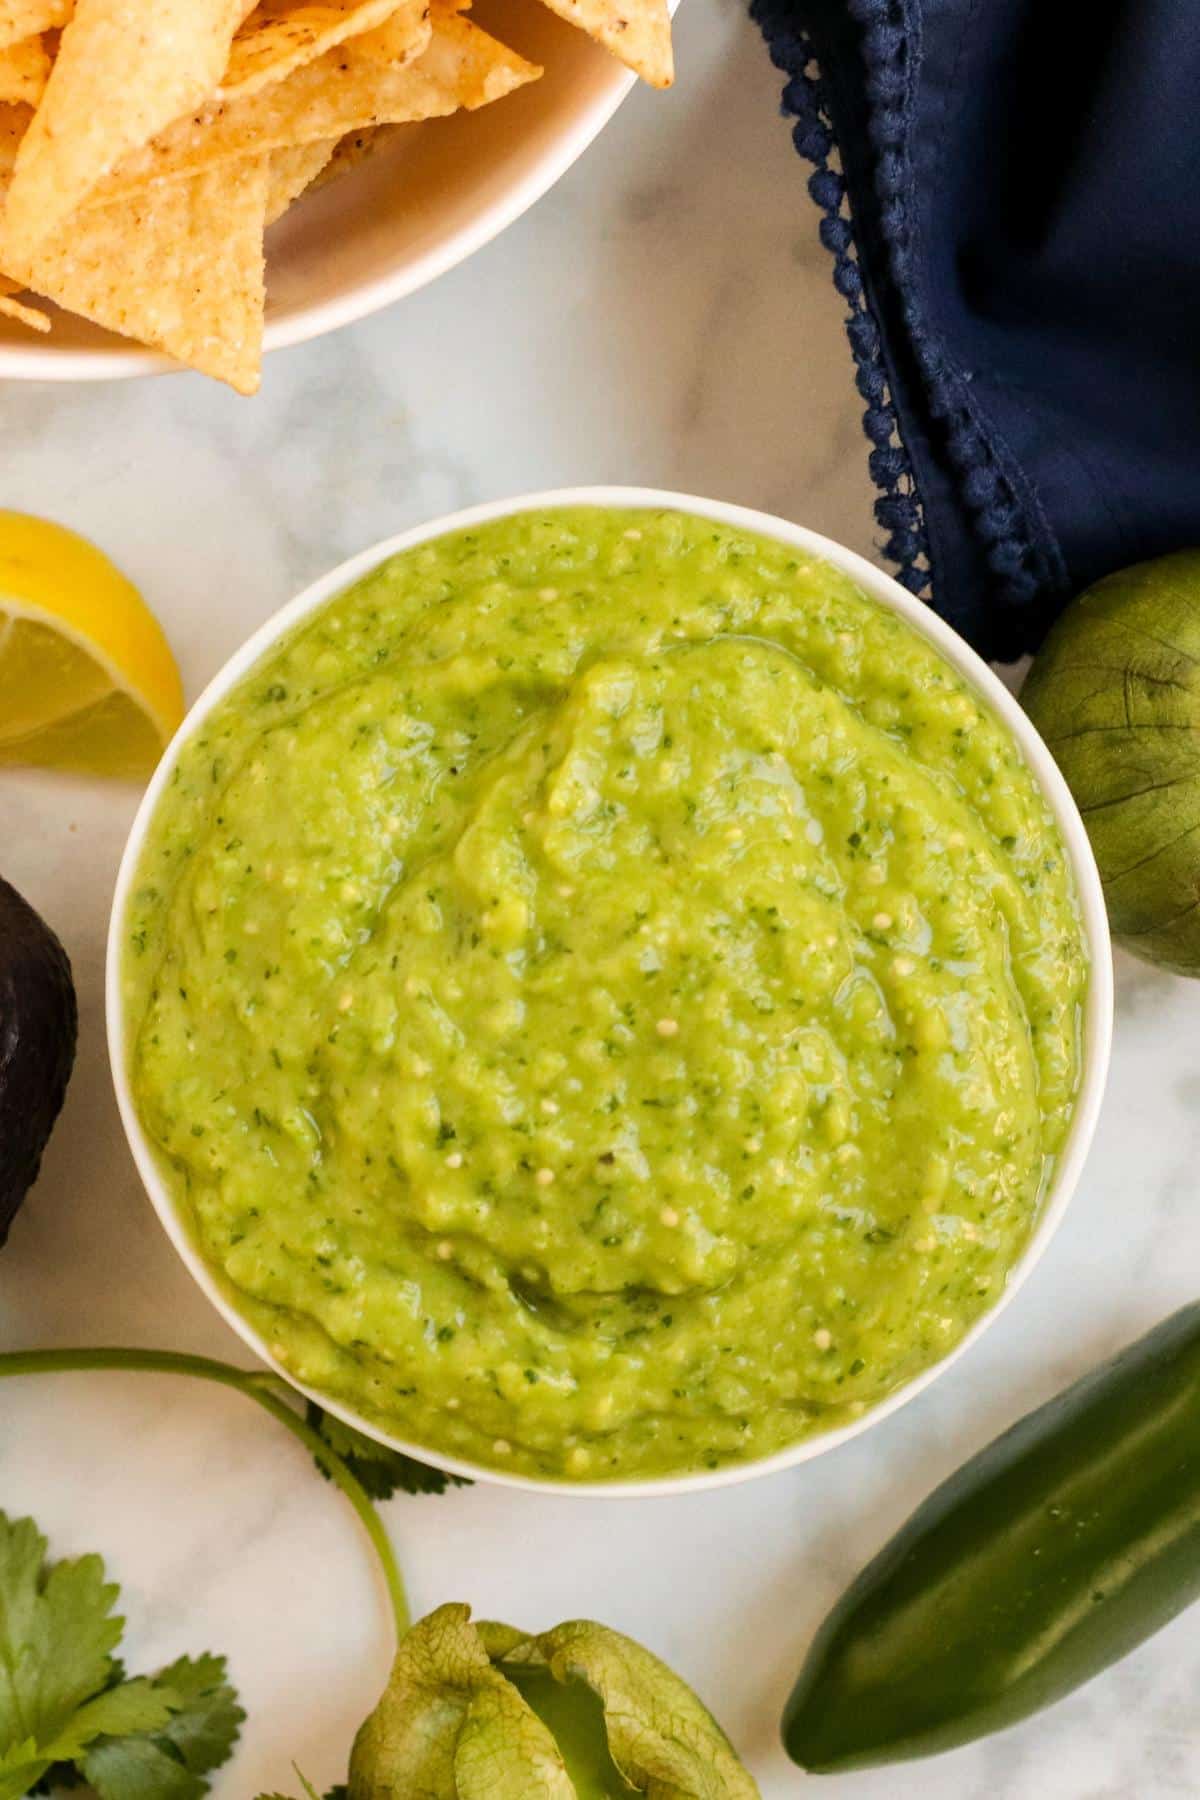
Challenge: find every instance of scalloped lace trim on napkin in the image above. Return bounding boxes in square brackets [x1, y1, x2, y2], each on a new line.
[752, 0, 1063, 621]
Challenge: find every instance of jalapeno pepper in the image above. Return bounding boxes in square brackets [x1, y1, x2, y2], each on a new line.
[784, 1304, 1200, 1770]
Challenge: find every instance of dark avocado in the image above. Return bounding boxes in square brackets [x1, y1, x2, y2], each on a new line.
[0, 877, 77, 1244]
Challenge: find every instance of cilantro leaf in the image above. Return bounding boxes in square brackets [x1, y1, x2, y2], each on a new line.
[80, 1654, 243, 1800]
[0, 1514, 174, 1796]
[304, 1404, 471, 1499]
[0, 1739, 54, 1800]
[0, 1512, 242, 1800]
[81, 1733, 199, 1800]
[29, 1665, 137, 1795]
[0, 1513, 122, 1752]
[50, 1681, 178, 1755]
[142, 1655, 243, 1778]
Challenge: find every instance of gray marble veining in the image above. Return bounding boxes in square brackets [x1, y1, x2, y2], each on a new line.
[1, 2, 1197, 1793]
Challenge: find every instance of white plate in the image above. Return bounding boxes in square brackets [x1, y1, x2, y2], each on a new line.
[106, 487, 1115, 1495]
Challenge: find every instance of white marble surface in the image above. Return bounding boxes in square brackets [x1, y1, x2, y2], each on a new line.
[1, 3, 1198, 1794]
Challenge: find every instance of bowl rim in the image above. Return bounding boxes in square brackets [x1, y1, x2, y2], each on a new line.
[0, 52, 637, 383]
[105, 485, 1115, 1497]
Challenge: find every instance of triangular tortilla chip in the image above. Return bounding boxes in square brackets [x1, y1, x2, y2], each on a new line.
[221, 0, 406, 100]
[1, 0, 249, 255]
[264, 134, 334, 221]
[0, 103, 34, 315]
[0, 274, 48, 328]
[0, 0, 70, 54]
[353, 0, 457, 61]
[306, 121, 387, 192]
[92, 8, 535, 199]
[4, 153, 268, 389]
[374, 7, 538, 107]
[537, 0, 671, 86]
[260, 0, 460, 215]
[0, 32, 48, 104]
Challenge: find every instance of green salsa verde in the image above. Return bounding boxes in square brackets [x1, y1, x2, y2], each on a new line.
[125, 508, 1087, 1482]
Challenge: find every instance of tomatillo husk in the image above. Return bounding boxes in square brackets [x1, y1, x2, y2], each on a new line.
[348, 1603, 759, 1798]
[1022, 549, 1200, 974]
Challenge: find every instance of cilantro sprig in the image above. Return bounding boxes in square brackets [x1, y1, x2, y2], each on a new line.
[0, 1348, 445, 1642]
[73, 1654, 246, 1800]
[0, 1514, 241, 1800]
[0, 1346, 464, 1798]
[303, 1402, 471, 1501]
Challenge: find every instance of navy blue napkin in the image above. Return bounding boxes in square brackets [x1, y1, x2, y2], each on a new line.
[752, 0, 1200, 662]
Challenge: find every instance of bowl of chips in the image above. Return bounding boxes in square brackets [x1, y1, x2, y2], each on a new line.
[0, 0, 673, 392]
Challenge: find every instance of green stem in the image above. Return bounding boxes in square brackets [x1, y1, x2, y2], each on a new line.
[0, 1347, 409, 1641]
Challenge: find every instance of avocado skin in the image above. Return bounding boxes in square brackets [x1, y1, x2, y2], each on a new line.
[0, 877, 78, 1244]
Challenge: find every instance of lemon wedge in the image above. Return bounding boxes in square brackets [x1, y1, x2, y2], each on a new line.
[0, 512, 184, 779]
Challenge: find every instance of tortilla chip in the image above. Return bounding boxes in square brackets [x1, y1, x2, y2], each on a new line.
[0, 99, 28, 172]
[0, 0, 70, 53]
[352, 0, 448, 61]
[0, 278, 49, 328]
[264, 134, 333, 221]
[537, 0, 671, 86]
[5, 153, 268, 390]
[0, 103, 42, 320]
[0, 32, 48, 103]
[221, 0, 406, 100]
[307, 121, 384, 189]
[1, 0, 249, 256]
[399, 6, 540, 107]
[94, 8, 535, 198]
[244, 0, 446, 224]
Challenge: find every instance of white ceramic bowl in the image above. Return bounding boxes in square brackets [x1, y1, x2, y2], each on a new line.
[106, 487, 1114, 1495]
[0, 0, 647, 381]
